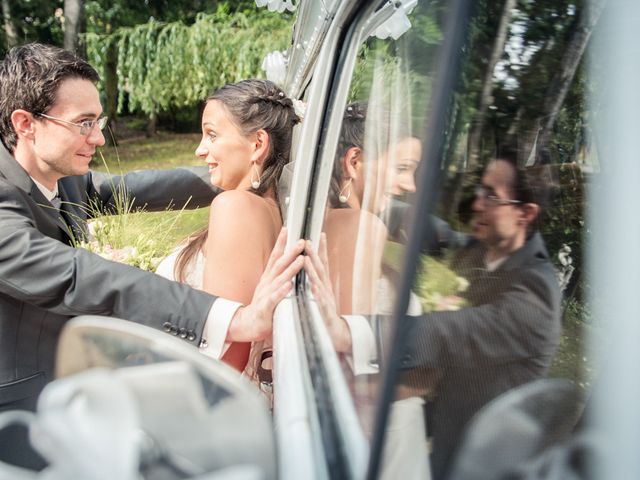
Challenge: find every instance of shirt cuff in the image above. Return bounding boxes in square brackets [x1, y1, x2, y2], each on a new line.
[199, 298, 243, 359]
[343, 315, 379, 375]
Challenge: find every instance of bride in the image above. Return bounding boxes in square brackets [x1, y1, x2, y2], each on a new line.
[157, 79, 300, 375]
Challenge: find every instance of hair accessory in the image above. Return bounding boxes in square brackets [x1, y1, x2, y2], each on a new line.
[278, 91, 285, 98]
[292, 98, 306, 120]
[251, 162, 262, 189]
[338, 178, 352, 203]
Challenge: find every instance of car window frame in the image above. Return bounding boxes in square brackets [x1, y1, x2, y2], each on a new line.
[275, 1, 388, 479]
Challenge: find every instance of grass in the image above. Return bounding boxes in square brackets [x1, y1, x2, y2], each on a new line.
[90, 132, 210, 258]
[94, 132, 203, 172]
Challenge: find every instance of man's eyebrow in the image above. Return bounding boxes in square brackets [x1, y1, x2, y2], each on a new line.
[75, 111, 102, 119]
[482, 183, 497, 194]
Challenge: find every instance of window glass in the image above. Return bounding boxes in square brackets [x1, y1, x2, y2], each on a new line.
[315, 0, 444, 468]
[311, 0, 597, 478]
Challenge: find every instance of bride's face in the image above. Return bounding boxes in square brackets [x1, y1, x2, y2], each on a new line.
[196, 100, 256, 190]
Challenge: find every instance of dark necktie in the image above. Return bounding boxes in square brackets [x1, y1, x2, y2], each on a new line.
[51, 195, 62, 210]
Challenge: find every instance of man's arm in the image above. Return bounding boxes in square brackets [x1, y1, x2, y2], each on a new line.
[304, 239, 561, 372]
[0, 197, 214, 342]
[403, 271, 562, 368]
[0, 186, 304, 346]
[86, 166, 220, 213]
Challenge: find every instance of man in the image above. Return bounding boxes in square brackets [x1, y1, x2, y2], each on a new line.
[0, 43, 304, 465]
[305, 154, 562, 480]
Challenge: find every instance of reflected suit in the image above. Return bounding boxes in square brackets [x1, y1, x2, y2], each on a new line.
[401, 232, 562, 480]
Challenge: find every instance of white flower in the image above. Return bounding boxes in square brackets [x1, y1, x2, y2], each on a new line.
[456, 276, 470, 292]
[291, 98, 306, 120]
[255, 0, 296, 13]
[87, 219, 105, 238]
[261, 50, 288, 87]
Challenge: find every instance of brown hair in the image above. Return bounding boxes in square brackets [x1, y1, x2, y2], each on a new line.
[175, 79, 300, 282]
[329, 102, 368, 208]
[0, 43, 100, 152]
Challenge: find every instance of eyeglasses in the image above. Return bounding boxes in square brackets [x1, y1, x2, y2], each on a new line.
[474, 185, 522, 206]
[36, 113, 108, 136]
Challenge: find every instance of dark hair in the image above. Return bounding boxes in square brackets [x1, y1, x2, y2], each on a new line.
[494, 145, 558, 231]
[175, 79, 300, 281]
[0, 43, 100, 152]
[329, 102, 368, 207]
[209, 79, 300, 197]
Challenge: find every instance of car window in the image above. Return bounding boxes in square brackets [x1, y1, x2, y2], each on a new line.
[302, 0, 598, 478]
[302, 0, 449, 475]
[374, 1, 599, 478]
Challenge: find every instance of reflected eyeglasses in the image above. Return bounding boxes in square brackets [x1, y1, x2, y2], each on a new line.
[36, 113, 108, 136]
[474, 185, 522, 206]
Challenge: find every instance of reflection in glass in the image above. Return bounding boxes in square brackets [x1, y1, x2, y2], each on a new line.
[313, 0, 598, 479]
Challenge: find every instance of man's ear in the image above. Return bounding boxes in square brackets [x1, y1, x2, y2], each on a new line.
[251, 129, 271, 165]
[520, 203, 540, 227]
[342, 146, 363, 179]
[11, 110, 36, 140]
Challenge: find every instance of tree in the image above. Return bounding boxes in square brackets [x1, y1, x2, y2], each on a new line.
[1, 0, 18, 49]
[63, 0, 85, 56]
[84, 9, 293, 136]
[466, 0, 517, 163]
[536, 0, 605, 151]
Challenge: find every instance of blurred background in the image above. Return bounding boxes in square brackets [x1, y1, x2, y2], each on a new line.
[0, 0, 293, 140]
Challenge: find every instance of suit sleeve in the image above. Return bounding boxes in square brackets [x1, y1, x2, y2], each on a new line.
[0, 186, 216, 342]
[403, 269, 562, 368]
[87, 166, 219, 213]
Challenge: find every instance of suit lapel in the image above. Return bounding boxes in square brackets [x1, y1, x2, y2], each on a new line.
[57, 181, 88, 241]
[0, 144, 74, 242]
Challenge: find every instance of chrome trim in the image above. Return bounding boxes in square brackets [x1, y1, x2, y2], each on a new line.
[273, 299, 330, 480]
[276, 1, 381, 478]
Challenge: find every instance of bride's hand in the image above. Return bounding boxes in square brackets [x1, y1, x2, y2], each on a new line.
[228, 228, 305, 342]
[304, 234, 352, 352]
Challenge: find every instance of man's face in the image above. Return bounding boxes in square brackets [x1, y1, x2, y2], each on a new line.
[471, 160, 527, 253]
[32, 78, 105, 183]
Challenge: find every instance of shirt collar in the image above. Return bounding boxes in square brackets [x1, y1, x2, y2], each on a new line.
[484, 255, 508, 272]
[30, 177, 59, 202]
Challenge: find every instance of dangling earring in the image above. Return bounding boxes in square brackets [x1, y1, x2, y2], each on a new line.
[251, 162, 261, 189]
[339, 178, 352, 203]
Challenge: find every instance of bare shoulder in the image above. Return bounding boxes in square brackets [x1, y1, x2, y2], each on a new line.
[325, 208, 388, 239]
[210, 189, 273, 212]
[208, 190, 281, 243]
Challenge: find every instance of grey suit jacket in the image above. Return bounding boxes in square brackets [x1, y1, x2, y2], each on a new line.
[0, 144, 219, 411]
[397, 232, 562, 480]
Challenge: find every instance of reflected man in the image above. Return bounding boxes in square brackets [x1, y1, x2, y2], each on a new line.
[306, 152, 562, 480]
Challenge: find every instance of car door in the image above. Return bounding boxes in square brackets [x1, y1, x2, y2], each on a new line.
[275, 0, 636, 479]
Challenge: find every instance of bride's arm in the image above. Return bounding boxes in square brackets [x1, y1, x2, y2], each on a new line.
[202, 190, 277, 305]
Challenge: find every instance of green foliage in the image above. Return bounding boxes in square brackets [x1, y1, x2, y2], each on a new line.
[384, 242, 468, 312]
[85, 9, 293, 117]
[1, 0, 64, 50]
[549, 297, 596, 391]
[94, 133, 202, 171]
[347, 4, 442, 133]
[542, 163, 587, 297]
[79, 133, 210, 267]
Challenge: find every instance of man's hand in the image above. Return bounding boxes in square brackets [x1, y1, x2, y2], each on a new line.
[228, 228, 305, 342]
[304, 234, 352, 352]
